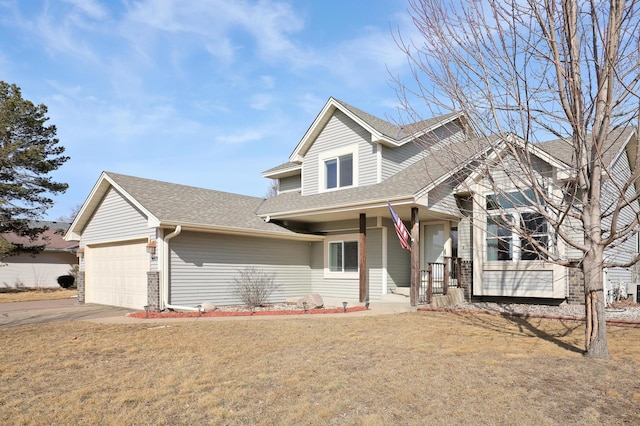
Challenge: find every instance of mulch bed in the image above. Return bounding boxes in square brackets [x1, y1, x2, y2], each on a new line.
[129, 305, 367, 319]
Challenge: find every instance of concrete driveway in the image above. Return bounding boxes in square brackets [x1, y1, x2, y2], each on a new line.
[0, 298, 134, 327]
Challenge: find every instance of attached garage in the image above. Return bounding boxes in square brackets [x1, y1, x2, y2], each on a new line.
[84, 239, 148, 309]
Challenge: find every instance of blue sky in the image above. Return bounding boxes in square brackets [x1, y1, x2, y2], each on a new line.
[0, 0, 421, 221]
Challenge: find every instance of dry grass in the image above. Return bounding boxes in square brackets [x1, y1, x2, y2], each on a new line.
[0, 288, 77, 303]
[1, 312, 639, 425]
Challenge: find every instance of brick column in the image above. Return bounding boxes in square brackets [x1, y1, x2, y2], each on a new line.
[147, 271, 160, 311]
[567, 267, 585, 305]
[459, 260, 473, 301]
[76, 271, 85, 304]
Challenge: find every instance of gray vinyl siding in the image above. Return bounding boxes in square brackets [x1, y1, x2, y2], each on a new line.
[309, 228, 384, 300]
[602, 153, 638, 286]
[385, 218, 411, 291]
[82, 187, 153, 244]
[457, 216, 473, 261]
[428, 181, 463, 217]
[302, 110, 376, 195]
[169, 231, 312, 306]
[381, 122, 465, 180]
[278, 174, 301, 193]
[481, 270, 553, 294]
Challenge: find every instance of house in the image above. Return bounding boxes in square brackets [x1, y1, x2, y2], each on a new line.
[1, 221, 78, 289]
[64, 97, 639, 310]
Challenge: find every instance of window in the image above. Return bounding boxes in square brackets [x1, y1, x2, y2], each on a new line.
[328, 240, 358, 272]
[325, 154, 353, 189]
[486, 190, 547, 261]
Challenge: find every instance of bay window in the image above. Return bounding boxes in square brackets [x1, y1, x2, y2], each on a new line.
[486, 190, 548, 261]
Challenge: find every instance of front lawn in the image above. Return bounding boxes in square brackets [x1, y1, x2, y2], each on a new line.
[1, 312, 638, 424]
[0, 288, 77, 303]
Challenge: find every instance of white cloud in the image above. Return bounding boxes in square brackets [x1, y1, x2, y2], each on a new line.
[214, 129, 263, 144]
[62, 0, 108, 20]
[250, 93, 273, 110]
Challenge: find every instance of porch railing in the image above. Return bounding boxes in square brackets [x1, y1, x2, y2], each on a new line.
[419, 257, 470, 304]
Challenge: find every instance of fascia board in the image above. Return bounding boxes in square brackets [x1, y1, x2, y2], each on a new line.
[393, 111, 465, 146]
[261, 164, 302, 179]
[289, 98, 386, 161]
[259, 195, 416, 220]
[289, 99, 338, 162]
[158, 221, 325, 242]
[64, 172, 110, 241]
[64, 172, 161, 240]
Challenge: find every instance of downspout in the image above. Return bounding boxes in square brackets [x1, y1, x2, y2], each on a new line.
[161, 225, 198, 312]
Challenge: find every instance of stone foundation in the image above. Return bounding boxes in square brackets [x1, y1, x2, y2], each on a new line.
[459, 260, 473, 301]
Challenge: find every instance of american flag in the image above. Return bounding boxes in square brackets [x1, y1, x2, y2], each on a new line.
[388, 202, 411, 250]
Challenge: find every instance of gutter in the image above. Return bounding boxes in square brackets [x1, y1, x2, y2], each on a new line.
[160, 225, 198, 312]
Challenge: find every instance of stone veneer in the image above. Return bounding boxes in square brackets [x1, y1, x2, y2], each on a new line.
[147, 271, 160, 311]
[459, 260, 473, 301]
[567, 267, 585, 305]
[76, 271, 85, 304]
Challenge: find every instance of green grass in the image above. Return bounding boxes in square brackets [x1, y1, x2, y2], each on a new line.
[1, 312, 639, 425]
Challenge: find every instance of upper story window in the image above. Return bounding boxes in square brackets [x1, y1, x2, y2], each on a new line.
[325, 154, 353, 189]
[486, 190, 548, 261]
[318, 145, 358, 193]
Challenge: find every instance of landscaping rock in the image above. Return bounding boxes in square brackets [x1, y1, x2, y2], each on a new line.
[308, 293, 324, 308]
[199, 302, 217, 312]
[296, 294, 324, 309]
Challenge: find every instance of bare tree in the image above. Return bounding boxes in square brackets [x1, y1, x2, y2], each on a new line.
[265, 179, 279, 198]
[394, 0, 640, 358]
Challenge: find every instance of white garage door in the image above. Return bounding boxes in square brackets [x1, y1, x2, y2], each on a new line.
[84, 240, 148, 309]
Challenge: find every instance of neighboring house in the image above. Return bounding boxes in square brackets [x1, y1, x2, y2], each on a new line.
[64, 97, 639, 310]
[1, 221, 78, 289]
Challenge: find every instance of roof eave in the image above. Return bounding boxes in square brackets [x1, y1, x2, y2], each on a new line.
[258, 195, 417, 221]
[157, 221, 324, 242]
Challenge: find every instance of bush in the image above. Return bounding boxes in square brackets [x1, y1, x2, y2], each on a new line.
[231, 267, 280, 309]
[57, 275, 75, 289]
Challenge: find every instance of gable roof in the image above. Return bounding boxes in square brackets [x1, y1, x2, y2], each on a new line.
[287, 97, 463, 162]
[258, 135, 495, 220]
[2, 221, 77, 251]
[65, 172, 322, 241]
[536, 127, 637, 172]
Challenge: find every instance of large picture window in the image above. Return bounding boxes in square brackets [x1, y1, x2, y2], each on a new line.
[486, 190, 548, 261]
[328, 240, 358, 272]
[325, 154, 353, 189]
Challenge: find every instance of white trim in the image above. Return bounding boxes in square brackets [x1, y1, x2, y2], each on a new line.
[317, 144, 359, 193]
[324, 233, 360, 279]
[381, 224, 388, 294]
[376, 143, 382, 183]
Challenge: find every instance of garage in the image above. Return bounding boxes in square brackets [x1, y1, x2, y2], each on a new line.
[84, 239, 149, 309]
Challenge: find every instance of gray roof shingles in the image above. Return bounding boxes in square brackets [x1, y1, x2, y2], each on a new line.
[536, 127, 635, 169]
[257, 135, 495, 216]
[105, 172, 300, 235]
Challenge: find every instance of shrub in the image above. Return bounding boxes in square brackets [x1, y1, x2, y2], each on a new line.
[57, 275, 75, 289]
[231, 267, 280, 309]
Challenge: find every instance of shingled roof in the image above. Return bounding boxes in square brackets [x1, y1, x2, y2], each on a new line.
[536, 127, 636, 170]
[1, 221, 77, 251]
[67, 172, 320, 240]
[333, 98, 461, 142]
[258, 135, 495, 217]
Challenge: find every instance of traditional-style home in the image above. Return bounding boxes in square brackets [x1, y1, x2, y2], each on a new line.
[1, 221, 78, 289]
[64, 97, 639, 310]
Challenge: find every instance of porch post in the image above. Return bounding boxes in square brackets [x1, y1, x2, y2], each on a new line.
[359, 213, 367, 303]
[410, 207, 420, 306]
